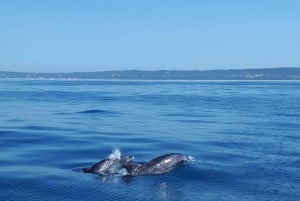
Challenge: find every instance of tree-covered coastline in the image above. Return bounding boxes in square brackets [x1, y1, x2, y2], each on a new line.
[1, 68, 300, 80]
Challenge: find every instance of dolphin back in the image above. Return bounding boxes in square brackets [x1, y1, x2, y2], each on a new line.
[123, 153, 190, 176]
[82, 155, 136, 175]
[142, 153, 187, 174]
[82, 153, 192, 176]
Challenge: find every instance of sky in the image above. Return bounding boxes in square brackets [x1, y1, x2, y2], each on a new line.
[0, 0, 299, 72]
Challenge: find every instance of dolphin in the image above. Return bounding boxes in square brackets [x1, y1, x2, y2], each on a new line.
[82, 155, 135, 175]
[121, 153, 191, 176]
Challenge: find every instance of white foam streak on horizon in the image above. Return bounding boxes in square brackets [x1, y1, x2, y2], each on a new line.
[108, 148, 121, 160]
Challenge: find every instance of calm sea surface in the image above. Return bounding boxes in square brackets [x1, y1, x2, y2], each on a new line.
[0, 80, 299, 201]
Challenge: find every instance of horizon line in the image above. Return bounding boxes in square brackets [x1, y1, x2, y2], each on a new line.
[1, 66, 300, 74]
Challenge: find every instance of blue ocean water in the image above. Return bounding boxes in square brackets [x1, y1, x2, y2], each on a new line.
[0, 80, 299, 201]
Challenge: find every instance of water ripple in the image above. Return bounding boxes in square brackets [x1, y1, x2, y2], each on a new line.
[1, 80, 300, 201]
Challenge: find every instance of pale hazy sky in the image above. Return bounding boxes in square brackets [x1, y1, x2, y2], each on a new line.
[0, 0, 299, 72]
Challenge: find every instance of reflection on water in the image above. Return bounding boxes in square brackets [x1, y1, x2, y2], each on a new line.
[155, 182, 181, 201]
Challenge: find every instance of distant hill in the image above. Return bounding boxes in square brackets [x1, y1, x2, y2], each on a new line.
[1, 68, 300, 80]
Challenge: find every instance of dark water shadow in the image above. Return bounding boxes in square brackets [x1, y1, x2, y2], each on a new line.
[77, 109, 120, 115]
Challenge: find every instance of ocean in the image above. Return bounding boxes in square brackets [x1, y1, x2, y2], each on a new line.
[0, 80, 299, 201]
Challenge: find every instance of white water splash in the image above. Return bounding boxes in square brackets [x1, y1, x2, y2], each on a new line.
[118, 168, 129, 176]
[186, 155, 195, 162]
[108, 148, 121, 160]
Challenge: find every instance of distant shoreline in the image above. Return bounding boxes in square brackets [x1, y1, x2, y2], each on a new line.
[1, 67, 300, 80]
[2, 78, 300, 83]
